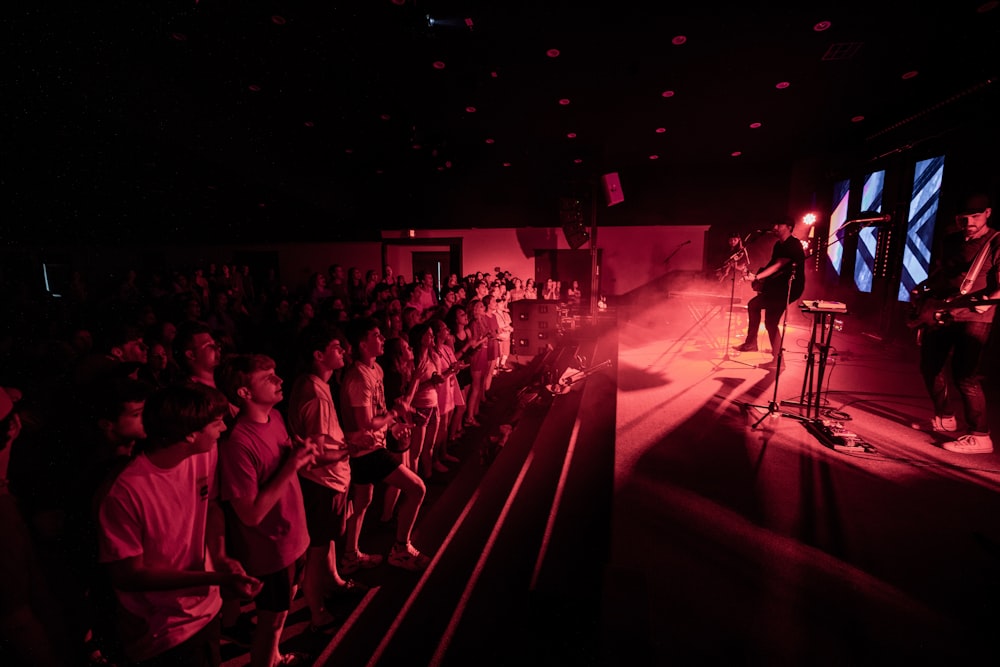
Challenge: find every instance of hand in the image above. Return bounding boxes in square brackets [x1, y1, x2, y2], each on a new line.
[223, 571, 263, 599]
[288, 436, 319, 471]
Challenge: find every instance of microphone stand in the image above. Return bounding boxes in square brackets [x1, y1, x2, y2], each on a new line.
[713, 239, 756, 371]
[735, 266, 808, 429]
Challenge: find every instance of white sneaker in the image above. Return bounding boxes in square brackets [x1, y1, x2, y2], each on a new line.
[943, 434, 994, 454]
[911, 415, 958, 432]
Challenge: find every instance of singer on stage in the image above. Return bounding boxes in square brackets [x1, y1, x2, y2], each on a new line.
[733, 217, 806, 368]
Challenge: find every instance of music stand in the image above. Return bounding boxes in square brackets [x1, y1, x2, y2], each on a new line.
[712, 235, 756, 371]
[733, 268, 808, 429]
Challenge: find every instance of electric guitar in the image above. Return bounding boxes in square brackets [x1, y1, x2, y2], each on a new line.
[906, 289, 1000, 329]
[546, 359, 613, 395]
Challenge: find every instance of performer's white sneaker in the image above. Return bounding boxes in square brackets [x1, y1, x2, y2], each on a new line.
[943, 434, 994, 454]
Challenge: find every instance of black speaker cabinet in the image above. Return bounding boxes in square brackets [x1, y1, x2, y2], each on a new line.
[510, 300, 560, 357]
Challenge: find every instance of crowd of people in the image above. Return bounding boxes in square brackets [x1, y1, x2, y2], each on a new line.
[0, 260, 576, 667]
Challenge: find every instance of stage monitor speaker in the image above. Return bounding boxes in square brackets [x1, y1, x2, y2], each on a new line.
[511, 300, 560, 357]
[602, 172, 625, 207]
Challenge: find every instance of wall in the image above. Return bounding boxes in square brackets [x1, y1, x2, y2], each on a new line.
[382, 225, 708, 295]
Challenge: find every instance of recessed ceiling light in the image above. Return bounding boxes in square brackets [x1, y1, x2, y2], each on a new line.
[813, 20, 831, 31]
[485, 138, 495, 144]
[671, 36, 687, 45]
[412, 144, 421, 150]
[573, 158, 583, 164]
[901, 70, 919, 80]
[170, 32, 187, 41]
[851, 115, 865, 123]
[731, 151, 742, 157]
[566, 132, 577, 139]
[271, 16, 286, 25]
[465, 106, 477, 113]
[502, 162, 512, 167]
[558, 98, 571, 106]
[432, 61, 446, 70]
[248, 84, 261, 92]
[775, 81, 790, 89]
[303, 121, 314, 128]
[749, 122, 762, 129]
[655, 127, 666, 134]
[380, 114, 391, 121]
[661, 90, 675, 98]
[649, 154, 659, 160]
[546, 48, 560, 58]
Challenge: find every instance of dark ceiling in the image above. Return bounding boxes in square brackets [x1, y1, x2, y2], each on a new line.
[6, 1, 999, 244]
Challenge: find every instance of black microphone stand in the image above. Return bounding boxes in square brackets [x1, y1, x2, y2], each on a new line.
[735, 266, 808, 429]
[713, 237, 756, 371]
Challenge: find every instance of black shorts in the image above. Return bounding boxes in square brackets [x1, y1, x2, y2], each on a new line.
[349, 448, 400, 485]
[253, 555, 306, 613]
[299, 476, 350, 546]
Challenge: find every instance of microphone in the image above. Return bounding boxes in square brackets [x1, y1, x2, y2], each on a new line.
[845, 213, 891, 226]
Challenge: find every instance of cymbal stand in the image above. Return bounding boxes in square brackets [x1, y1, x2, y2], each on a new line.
[734, 267, 807, 429]
[713, 238, 756, 371]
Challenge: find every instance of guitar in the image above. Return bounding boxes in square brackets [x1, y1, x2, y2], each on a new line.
[906, 289, 1000, 329]
[546, 359, 613, 395]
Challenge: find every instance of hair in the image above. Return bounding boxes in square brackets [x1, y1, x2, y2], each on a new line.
[345, 316, 382, 357]
[444, 304, 466, 333]
[173, 320, 213, 365]
[142, 383, 229, 451]
[216, 354, 277, 407]
[86, 377, 153, 423]
[408, 321, 434, 361]
[297, 321, 344, 368]
[381, 335, 414, 382]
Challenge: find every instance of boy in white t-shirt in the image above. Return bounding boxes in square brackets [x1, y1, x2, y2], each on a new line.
[97, 383, 260, 666]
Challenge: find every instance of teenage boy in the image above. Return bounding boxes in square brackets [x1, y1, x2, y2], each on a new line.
[286, 323, 367, 632]
[216, 354, 317, 667]
[97, 383, 261, 666]
[340, 317, 431, 572]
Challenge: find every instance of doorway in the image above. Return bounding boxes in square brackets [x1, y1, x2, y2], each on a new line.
[534, 249, 601, 310]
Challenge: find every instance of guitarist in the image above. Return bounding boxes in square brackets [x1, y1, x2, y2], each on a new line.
[733, 217, 805, 369]
[910, 192, 998, 455]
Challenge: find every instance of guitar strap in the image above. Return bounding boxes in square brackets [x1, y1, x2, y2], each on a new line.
[959, 230, 1000, 295]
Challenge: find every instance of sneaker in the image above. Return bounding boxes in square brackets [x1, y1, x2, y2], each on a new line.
[943, 434, 994, 454]
[340, 550, 384, 575]
[733, 341, 758, 352]
[388, 542, 431, 572]
[911, 415, 958, 432]
[327, 579, 370, 601]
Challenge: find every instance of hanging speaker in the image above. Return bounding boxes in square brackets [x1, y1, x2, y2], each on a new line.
[602, 172, 624, 207]
[562, 222, 590, 249]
